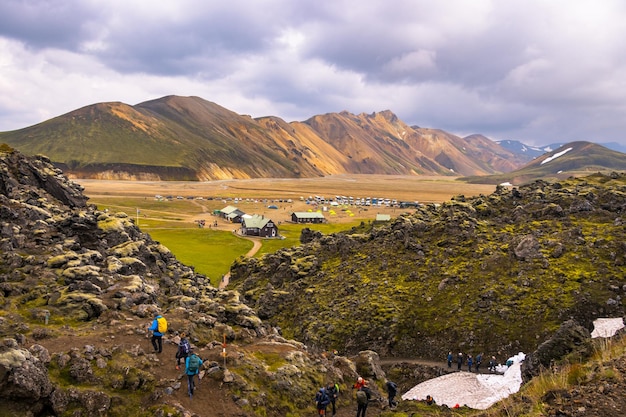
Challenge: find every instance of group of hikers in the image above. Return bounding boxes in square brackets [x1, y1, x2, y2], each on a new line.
[447, 351, 499, 373]
[148, 313, 203, 399]
[314, 376, 403, 416]
[149, 312, 444, 410]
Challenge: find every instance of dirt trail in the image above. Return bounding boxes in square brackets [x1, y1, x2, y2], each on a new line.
[218, 233, 262, 289]
[37, 318, 458, 416]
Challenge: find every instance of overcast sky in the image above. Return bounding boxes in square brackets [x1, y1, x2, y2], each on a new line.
[1, 0, 625, 146]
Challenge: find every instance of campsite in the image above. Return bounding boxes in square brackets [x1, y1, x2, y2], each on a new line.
[77, 175, 495, 283]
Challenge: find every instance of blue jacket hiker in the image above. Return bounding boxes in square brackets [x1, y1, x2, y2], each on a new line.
[148, 314, 167, 353]
[185, 348, 203, 398]
[315, 387, 330, 415]
[475, 353, 483, 373]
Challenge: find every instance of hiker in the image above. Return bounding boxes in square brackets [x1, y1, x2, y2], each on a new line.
[425, 394, 436, 405]
[326, 383, 339, 416]
[386, 380, 398, 408]
[185, 347, 203, 398]
[475, 353, 483, 373]
[148, 313, 167, 353]
[467, 354, 473, 372]
[175, 332, 191, 370]
[456, 352, 463, 370]
[353, 376, 366, 390]
[447, 351, 453, 368]
[488, 356, 497, 372]
[315, 386, 330, 415]
[355, 381, 372, 417]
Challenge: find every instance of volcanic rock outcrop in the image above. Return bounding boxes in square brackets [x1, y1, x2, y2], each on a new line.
[0, 145, 367, 416]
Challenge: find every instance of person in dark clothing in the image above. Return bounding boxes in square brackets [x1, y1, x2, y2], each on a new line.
[356, 382, 372, 417]
[475, 353, 483, 373]
[315, 387, 330, 415]
[467, 355, 473, 372]
[447, 351, 453, 368]
[457, 352, 463, 370]
[488, 356, 497, 372]
[175, 332, 191, 370]
[386, 380, 398, 408]
[326, 383, 338, 416]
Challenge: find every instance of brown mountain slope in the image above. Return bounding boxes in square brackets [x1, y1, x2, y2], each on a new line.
[461, 133, 533, 172]
[0, 95, 527, 180]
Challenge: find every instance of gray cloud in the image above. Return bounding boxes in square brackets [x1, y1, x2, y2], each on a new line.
[1, 0, 626, 147]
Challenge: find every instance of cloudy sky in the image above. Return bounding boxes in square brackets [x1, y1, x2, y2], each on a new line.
[1, 0, 625, 146]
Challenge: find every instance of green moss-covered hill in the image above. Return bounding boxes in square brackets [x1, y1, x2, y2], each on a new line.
[230, 172, 626, 360]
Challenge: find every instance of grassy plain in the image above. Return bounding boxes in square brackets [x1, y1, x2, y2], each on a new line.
[78, 175, 495, 284]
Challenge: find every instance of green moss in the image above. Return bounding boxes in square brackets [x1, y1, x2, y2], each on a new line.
[233, 174, 626, 359]
[252, 352, 287, 372]
[98, 214, 132, 232]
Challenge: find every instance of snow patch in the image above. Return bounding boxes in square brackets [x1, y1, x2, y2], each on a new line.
[402, 353, 525, 410]
[541, 147, 572, 165]
[591, 317, 624, 338]
[401, 317, 623, 410]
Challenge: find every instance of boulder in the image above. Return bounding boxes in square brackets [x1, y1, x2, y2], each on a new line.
[522, 320, 593, 382]
[514, 235, 542, 260]
[0, 347, 54, 403]
[353, 350, 386, 381]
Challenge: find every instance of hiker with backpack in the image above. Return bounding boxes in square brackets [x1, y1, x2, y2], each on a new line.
[315, 386, 330, 415]
[326, 382, 339, 416]
[185, 347, 203, 398]
[385, 380, 398, 408]
[355, 381, 372, 417]
[175, 332, 191, 370]
[148, 313, 167, 354]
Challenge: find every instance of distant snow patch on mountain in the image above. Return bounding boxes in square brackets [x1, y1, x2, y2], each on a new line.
[541, 147, 573, 165]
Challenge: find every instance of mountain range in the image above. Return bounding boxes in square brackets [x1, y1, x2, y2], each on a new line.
[0, 95, 625, 183]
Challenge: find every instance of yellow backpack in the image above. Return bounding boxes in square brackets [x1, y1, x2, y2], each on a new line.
[157, 316, 168, 333]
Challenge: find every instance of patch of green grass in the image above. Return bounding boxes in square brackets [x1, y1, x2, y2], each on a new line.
[147, 227, 252, 284]
[92, 196, 378, 284]
[252, 351, 287, 372]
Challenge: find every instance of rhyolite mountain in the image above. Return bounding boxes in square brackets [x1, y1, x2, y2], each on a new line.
[0, 95, 533, 181]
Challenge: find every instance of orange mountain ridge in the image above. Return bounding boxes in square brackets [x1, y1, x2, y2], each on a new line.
[0, 95, 533, 181]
